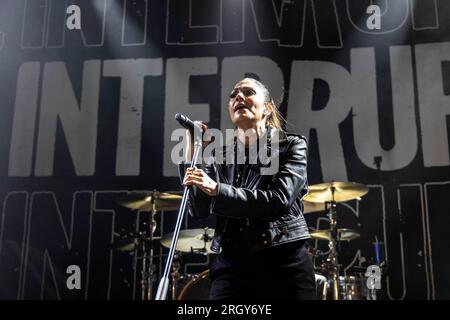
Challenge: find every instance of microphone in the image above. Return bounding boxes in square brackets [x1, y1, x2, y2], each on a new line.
[175, 113, 204, 132]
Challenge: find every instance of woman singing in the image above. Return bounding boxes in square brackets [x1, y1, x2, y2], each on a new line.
[181, 77, 316, 300]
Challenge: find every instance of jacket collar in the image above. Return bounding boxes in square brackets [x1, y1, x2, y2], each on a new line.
[215, 126, 285, 167]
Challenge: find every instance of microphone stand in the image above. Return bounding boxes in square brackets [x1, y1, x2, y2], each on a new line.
[155, 134, 203, 300]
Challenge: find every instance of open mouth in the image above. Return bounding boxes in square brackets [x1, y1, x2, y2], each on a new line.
[234, 103, 248, 112]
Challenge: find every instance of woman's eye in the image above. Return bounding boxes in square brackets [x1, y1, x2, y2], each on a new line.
[229, 88, 255, 98]
[243, 89, 255, 96]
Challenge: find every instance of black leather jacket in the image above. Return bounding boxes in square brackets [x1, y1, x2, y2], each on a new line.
[180, 127, 310, 253]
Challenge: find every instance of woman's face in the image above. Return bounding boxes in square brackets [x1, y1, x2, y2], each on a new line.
[228, 79, 267, 129]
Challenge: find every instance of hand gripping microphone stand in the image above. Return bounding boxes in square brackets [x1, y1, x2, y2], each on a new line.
[155, 114, 203, 300]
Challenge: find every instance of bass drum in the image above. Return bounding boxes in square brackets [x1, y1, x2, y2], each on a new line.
[177, 269, 211, 300]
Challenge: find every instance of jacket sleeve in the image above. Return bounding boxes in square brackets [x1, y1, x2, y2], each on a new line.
[211, 136, 308, 221]
[178, 162, 215, 220]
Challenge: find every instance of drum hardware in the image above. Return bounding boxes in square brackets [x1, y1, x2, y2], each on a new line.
[170, 252, 182, 300]
[327, 196, 340, 300]
[115, 179, 372, 300]
[359, 236, 385, 299]
[167, 254, 214, 300]
[112, 220, 158, 299]
[139, 215, 157, 300]
[308, 247, 329, 274]
[304, 181, 369, 204]
[117, 190, 182, 300]
[160, 228, 216, 255]
[310, 228, 360, 242]
[304, 181, 369, 300]
[114, 235, 162, 253]
[303, 200, 326, 214]
[117, 190, 182, 212]
[337, 274, 368, 300]
[314, 273, 328, 300]
[160, 228, 215, 299]
[177, 269, 211, 300]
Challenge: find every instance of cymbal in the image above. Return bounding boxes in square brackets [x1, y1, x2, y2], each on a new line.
[161, 228, 216, 254]
[114, 236, 162, 252]
[304, 182, 369, 203]
[303, 200, 326, 214]
[310, 228, 360, 241]
[117, 191, 182, 211]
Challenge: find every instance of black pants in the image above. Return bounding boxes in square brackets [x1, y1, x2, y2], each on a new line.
[209, 240, 316, 300]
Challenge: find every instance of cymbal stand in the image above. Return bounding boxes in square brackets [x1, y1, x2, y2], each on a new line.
[138, 230, 148, 300]
[155, 134, 203, 300]
[326, 186, 340, 300]
[190, 227, 212, 255]
[171, 252, 181, 300]
[140, 201, 157, 300]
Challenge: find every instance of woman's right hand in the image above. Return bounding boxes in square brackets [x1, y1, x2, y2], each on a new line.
[185, 121, 210, 162]
[183, 167, 218, 196]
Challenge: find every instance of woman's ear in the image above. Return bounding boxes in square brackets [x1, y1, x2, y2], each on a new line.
[264, 104, 272, 116]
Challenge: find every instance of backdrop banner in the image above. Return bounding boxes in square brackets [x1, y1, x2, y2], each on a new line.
[0, 0, 449, 300]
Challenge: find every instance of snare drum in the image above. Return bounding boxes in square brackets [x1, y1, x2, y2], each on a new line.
[338, 274, 367, 300]
[177, 269, 211, 300]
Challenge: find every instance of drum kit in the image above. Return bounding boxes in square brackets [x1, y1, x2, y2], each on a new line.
[114, 181, 374, 300]
[302, 181, 370, 300]
[115, 191, 214, 300]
